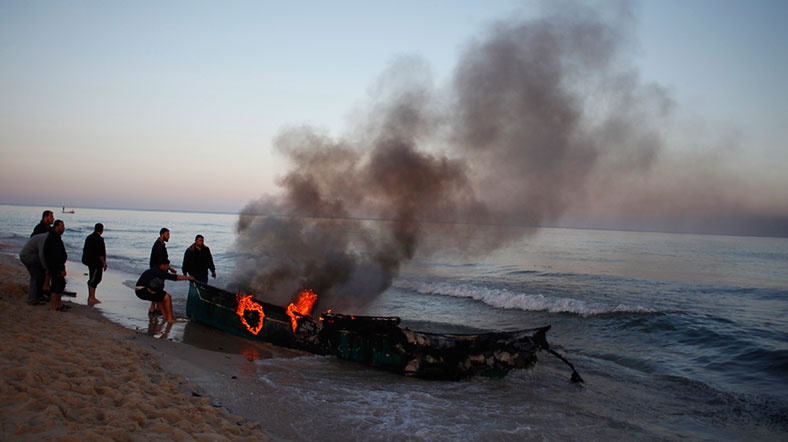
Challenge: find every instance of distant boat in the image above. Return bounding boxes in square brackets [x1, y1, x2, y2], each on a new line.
[62, 206, 75, 214]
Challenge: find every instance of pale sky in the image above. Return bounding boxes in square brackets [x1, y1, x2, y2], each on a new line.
[1, 0, 787, 222]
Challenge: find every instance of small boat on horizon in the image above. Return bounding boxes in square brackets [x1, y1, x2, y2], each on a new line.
[62, 206, 75, 213]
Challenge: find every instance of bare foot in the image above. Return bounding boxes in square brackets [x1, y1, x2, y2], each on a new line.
[88, 298, 102, 305]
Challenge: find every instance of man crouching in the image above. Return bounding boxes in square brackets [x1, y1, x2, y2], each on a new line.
[135, 258, 193, 322]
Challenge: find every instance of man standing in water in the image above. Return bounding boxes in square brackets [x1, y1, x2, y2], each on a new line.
[150, 228, 175, 270]
[182, 234, 216, 283]
[44, 219, 68, 311]
[149, 228, 177, 315]
[82, 223, 107, 305]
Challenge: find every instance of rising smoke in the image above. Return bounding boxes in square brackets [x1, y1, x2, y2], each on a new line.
[230, 1, 673, 310]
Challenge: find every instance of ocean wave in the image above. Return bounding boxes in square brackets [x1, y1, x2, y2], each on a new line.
[394, 280, 656, 316]
[0, 232, 27, 247]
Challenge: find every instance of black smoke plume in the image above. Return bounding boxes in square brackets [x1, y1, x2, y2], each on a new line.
[230, 1, 671, 311]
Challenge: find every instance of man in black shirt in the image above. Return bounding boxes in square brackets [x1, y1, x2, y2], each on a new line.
[182, 235, 217, 283]
[82, 223, 107, 305]
[135, 259, 193, 322]
[148, 227, 177, 315]
[31, 210, 54, 237]
[150, 228, 173, 269]
[44, 220, 68, 311]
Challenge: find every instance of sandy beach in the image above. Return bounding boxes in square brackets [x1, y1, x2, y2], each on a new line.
[0, 246, 272, 442]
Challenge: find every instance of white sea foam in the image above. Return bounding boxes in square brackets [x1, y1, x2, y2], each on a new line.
[394, 280, 655, 316]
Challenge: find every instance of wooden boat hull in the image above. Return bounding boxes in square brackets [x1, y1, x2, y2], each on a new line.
[318, 313, 549, 380]
[186, 282, 557, 380]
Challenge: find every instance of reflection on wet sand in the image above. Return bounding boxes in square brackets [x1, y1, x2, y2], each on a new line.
[146, 316, 176, 339]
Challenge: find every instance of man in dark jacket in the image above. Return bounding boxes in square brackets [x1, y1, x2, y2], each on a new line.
[150, 228, 172, 269]
[148, 228, 177, 315]
[82, 223, 107, 305]
[31, 210, 54, 236]
[44, 219, 68, 311]
[182, 234, 216, 283]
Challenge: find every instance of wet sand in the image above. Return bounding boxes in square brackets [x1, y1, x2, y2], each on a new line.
[0, 247, 274, 441]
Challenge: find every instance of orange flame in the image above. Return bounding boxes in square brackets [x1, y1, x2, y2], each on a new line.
[236, 294, 265, 335]
[286, 289, 318, 333]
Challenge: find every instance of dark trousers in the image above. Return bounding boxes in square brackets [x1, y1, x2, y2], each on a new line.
[88, 266, 103, 288]
[50, 273, 66, 293]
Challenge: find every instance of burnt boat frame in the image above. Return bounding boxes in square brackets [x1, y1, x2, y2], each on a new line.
[186, 281, 582, 381]
[318, 312, 550, 380]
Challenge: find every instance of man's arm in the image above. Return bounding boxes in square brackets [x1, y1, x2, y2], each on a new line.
[37, 238, 47, 269]
[100, 237, 107, 270]
[208, 248, 216, 278]
[182, 249, 191, 276]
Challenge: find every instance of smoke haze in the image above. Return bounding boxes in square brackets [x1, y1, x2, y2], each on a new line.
[230, 1, 784, 310]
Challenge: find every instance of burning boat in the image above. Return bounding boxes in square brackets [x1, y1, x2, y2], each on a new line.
[186, 281, 582, 381]
[186, 281, 326, 354]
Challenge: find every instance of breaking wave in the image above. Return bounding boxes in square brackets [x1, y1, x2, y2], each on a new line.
[394, 280, 656, 316]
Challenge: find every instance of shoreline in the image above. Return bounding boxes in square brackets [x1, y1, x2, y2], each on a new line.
[0, 246, 277, 441]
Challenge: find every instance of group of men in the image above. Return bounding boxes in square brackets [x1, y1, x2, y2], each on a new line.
[135, 227, 217, 322]
[19, 210, 83, 311]
[20, 210, 217, 322]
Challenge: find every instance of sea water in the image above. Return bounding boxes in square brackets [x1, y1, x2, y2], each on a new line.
[1, 204, 786, 441]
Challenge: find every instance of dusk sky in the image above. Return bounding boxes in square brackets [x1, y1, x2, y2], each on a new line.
[1, 1, 787, 234]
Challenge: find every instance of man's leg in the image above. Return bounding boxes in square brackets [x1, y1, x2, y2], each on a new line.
[40, 270, 51, 302]
[50, 274, 66, 311]
[88, 285, 100, 305]
[34, 267, 46, 302]
[162, 293, 175, 322]
[87, 267, 102, 305]
[50, 290, 63, 310]
[24, 263, 40, 304]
